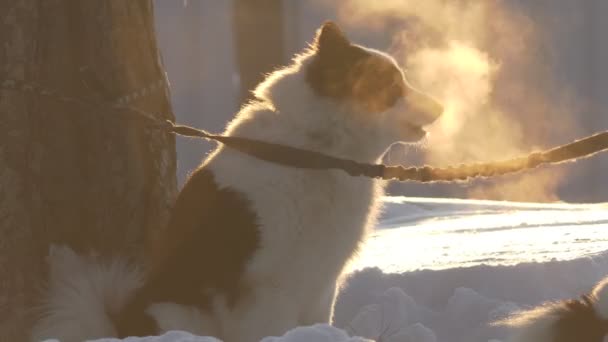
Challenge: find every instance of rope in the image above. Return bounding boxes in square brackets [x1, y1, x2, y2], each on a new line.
[3, 78, 608, 183]
[168, 122, 608, 183]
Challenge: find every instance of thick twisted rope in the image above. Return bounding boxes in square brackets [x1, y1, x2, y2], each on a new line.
[168, 122, 608, 183]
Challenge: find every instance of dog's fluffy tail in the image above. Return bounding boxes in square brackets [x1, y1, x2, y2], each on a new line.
[497, 276, 608, 342]
[31, 245, 144, 342]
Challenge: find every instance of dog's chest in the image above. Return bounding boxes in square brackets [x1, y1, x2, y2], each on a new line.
[209, 151, 382, 283]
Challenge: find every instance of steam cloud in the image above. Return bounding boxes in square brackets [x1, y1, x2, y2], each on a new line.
[317, 0, 581, 202]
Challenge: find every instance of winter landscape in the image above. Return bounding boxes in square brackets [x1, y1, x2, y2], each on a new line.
[61, 196, 608, 342]
[10, 1, 607, 341]
[76, 2, 608, 341]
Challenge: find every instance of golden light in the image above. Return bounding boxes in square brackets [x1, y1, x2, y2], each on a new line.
[315, 0, 582, 202]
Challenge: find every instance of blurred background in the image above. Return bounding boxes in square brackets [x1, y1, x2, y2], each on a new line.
[153, 0, 608, 203]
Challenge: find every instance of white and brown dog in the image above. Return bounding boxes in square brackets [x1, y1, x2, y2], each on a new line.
[32, 22, 443, 342]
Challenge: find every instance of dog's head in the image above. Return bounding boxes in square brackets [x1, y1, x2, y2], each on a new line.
[305, 22, 443, 145]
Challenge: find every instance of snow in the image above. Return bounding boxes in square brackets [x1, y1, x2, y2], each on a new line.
[259, 324, 371, 342]
[335, 251, 608, 342]
[45, 197, 608, 342]
[88, 330, 220, 342]
[353, 197, 608, 272]
[333, 197, 608, 342]
[61, 325, 370, 342]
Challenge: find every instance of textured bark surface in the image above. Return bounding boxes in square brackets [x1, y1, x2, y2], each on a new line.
[0, 1, 176, 339]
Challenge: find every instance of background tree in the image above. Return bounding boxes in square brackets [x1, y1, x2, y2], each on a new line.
[233, 0, 286, 105]
[0, 1, 176, 339]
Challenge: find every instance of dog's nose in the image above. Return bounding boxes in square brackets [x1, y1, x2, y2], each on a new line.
[405, 88, 444, 126]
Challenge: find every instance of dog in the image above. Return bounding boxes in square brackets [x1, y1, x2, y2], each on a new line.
[31, 21, 443, 342]
[502, 276, 608, 342]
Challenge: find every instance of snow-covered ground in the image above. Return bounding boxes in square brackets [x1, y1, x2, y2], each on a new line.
[60, 197, 608, 342]
[334, 197, 608, 342]
[84, 325, 371, 342]
[353, 197, 608, 272]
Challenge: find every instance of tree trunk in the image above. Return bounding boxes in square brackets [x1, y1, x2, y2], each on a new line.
[0, 1, 176, 339]
[233, 0, 286, 105]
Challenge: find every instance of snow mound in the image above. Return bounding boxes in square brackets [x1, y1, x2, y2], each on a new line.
[336, 250, 608, 342]
[87, 331, 219, 342]
[260, 324, 372, 342]
[347, 287, 436, 342]
[43, 325, 370, 342]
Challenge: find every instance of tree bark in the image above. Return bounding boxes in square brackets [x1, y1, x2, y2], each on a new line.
[0, 1, 176, 339]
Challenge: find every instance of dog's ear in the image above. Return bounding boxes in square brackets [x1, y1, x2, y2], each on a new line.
[313, 21, 350, 53]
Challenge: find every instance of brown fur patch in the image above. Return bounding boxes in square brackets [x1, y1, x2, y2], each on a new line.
[116, 167, 260, 337]
[306, 22, 406, 113]
[554, 295, 608, 342]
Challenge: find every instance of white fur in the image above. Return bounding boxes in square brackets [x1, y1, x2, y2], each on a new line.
[31, 245, 143, 342]
[200, 51, 438, 341]
[31, 45, 440, 341]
